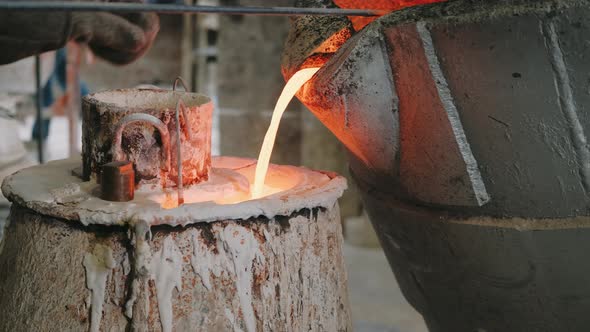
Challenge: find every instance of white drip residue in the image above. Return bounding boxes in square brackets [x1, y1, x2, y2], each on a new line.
[225, 308, 244, 332]
[125, 221, 152, 319]
[83, 244, 116, 332]
[219, 224, 264, 332]
[190, 230, 223, 290]
[262, 230, 275, 254]
[151, 236, 183, 332]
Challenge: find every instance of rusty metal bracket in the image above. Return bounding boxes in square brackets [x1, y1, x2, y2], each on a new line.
[100, 161, 135, 202]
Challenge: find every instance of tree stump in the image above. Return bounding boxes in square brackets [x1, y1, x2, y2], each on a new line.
[0, 157, 351, 332]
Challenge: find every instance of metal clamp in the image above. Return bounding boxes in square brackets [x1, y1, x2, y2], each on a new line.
[101, 161, 135, 202]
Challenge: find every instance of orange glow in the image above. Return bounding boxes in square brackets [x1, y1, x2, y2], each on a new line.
[143, 158, 327, 209]
[161, 192, 178, 209]
[334, 0, 447, 30]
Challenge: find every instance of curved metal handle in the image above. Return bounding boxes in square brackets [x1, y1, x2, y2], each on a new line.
[111, 113, 171, 172]
[173, 77, 189, 92]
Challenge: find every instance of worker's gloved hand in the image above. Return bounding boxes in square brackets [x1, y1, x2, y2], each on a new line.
[70, 9, 159, 65]
[0, 0, 159, 65]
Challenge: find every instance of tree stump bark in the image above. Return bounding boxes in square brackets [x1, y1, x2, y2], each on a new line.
[0, 203, 350, 332]
[0, 157, 351, 332]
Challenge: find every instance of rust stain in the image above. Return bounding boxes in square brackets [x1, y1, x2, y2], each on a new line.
[65, 303, 89, 323]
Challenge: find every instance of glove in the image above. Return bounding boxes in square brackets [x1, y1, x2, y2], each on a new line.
[71, 10, 159, 65]
[0, 1, 159, 65]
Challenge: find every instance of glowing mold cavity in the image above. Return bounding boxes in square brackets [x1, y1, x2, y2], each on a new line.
[136, 67, 323, 206]
[141, 157, 306, 209]
[1, 157, 345, 228]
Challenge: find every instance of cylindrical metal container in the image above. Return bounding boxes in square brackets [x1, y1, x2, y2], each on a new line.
[0, 157, 351, 332]
[283, 0, 590, 331]
[82, 89, 213, 187]
[1, 86, 351, 331]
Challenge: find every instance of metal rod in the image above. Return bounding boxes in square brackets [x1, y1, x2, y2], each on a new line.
[0, 1, 384, 16]
[66, 43, 81, 158]
[175, 99, 185, 206]
[172, 77, 193, 141]
[173, 77, 189, 92]
[34, 55, 44, 164]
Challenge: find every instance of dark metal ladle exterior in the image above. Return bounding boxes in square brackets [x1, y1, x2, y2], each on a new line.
[283, 0, 590, 331]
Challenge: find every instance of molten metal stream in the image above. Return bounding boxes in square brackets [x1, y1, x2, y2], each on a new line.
[252, 67, 320, 198]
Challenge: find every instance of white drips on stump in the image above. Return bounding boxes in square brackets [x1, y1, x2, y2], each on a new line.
[83, 244, 116, 332]
[151, 236, 183, 332]
[0, 157, 351, 331]
[191, 231, 223, 291]
[219, 225, 264, 332]
[225, 308, 243, 332]
[125, 221, 152, 320]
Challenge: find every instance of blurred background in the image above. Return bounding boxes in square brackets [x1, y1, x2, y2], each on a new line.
[0, 1, 426, 331]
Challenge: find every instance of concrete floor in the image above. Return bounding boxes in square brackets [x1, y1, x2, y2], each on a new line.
[0, 116, 428, 332]
[344, 244, 427, 332]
